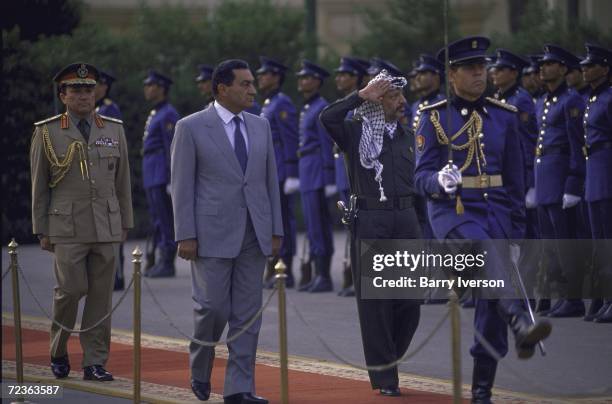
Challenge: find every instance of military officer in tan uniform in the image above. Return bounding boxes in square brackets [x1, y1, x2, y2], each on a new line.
[30, 62, 133, 381]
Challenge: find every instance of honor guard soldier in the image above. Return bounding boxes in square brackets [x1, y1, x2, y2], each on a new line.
[321, 67, 423, 397]
[490, 50, 540, 299]
[256, 56, 299, 289]
[522, 55, 545, 102]
[581, 44, 612, 323]
[94, 69, 125, 291]
[94, 71, 122, 120]
[195, 64, 214, 109]
[411, 54, 445, 134]
[333, 56, 369, 297]
[414, 37, 552, 404]
[296, 60, 335, 292]
[30, 62, 133, 381]
[534, 45, 587, 317]
[142, 70, 180, 277]
[566, 51, 592, 101]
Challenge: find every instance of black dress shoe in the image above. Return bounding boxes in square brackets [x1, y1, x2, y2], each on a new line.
[510, 314, 552, 359]
[50, 355, 70, 379]
[191, 379, 211, 401]
[379, 386, 401, 396]
[224, 392, 268, 404]
[83, 365, 113, 381]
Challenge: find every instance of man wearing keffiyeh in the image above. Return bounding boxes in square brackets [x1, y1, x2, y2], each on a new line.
[320, 68, 424, 397]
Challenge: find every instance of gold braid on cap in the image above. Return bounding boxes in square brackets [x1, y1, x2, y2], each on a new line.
[42, 125, 89, 187]
[429, 109, 484, 173]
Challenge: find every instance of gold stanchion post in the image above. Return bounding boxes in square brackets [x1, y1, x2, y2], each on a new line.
[274, 258, 289, 404]
[132, 247, 143, 403]
[449, 290, 462, 403]
[9, 239, 25, 403]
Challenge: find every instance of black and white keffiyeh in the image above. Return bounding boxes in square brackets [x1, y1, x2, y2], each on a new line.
[354, 69, 408, 201]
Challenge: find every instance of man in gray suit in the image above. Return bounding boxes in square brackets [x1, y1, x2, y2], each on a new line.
[171, 59, 283, 404]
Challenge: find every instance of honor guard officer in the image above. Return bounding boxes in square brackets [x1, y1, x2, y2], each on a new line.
[581, 44, 612, 323]
[256, 56, 299, 289]
[411, 54, 445, 134]
[30, 62, 133, 381]
[195, 64, 214, 108]
[321, 68, 422, 398]
[522, 55, 545, 102]
[94, 71, 121, 120]
[333, 56, 369, 297]
[296, 60, 336, 292]
[94, 70, 125, 291]
[566, 51, 592, 101]
[490, 50, 540, 297]
[535, 45, 587, 317]
[142, 70, 181, 277]
[414, 37, 552, 404]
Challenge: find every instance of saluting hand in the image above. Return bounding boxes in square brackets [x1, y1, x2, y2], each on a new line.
[358, 79, 391, 103]
[178, 239, 198, 261]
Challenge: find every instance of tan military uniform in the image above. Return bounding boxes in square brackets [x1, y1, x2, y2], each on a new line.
[30, 112, 133, 367]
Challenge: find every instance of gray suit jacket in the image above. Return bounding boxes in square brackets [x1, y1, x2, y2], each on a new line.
[171, 104, 283, 258]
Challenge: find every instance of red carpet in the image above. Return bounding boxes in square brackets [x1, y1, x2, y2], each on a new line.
[3, 325, 466, 403]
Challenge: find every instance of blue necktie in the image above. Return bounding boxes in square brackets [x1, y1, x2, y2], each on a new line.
[233, 116, 248, 173]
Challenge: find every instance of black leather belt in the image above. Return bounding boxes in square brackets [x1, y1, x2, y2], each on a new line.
[356, 196, 414, 210]
[583, 141, 612, 157]
[536, 144, 569, 157]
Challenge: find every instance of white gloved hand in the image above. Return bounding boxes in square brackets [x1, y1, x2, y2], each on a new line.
[509, 243, 521, 265]
[324, 184, 338, 198]
[283, 177, 300, 194]
[525, 187, 536, 209]
[437, 164, 462, 194]
[562, 193, 581, 209]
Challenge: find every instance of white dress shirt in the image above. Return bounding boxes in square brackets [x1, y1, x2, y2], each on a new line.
[214, 101, 249, 153]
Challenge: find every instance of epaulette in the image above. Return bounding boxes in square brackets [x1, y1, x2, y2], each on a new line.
[103, 98, 113, 106]
[485, 97, 518, 112]
[99, 115, 124, 125]
[34, 114, 62, 126]
[419, 99, 447, 112]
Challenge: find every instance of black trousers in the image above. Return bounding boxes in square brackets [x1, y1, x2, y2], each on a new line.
[352, 206, 422, 389]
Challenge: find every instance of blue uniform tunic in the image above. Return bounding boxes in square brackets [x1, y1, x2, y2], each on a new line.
[261, 90, 299, 259]
[96, 98, 122, 120]
[415, 95, 526, 360]
[298, 94, 334, 257]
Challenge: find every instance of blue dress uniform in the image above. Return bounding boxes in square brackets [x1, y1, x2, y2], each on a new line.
[411, 54, 445, 240]
[95, 72, 122, 119]
[415, 37, 552, 404]
[142, 70, 181, 277]
[491, 50, 541, 297]
[334, 57, 368, 204]
[257, 57, 299, 288]
[581, 44, 612, 322]
[95, 70, 125, 290]
[534, 45, 587, 317]
[296, 60, 335, 292]
[195, 64, 214, 108]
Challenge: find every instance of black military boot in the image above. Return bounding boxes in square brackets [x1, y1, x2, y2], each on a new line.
[509, 312, 552, 359]
[297, 258, 314, 291]
[594, 300, 612, 323]
[309, 255, 333, 292]
[471, 357, 497, 404]
[145, 248, 176, 278]
[535, 298, 551, 314]
[584, 299, 604, 321]
[546, 299, 585, 317]
[337, 263, 355, 297]
[144, 250, 156, 275]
